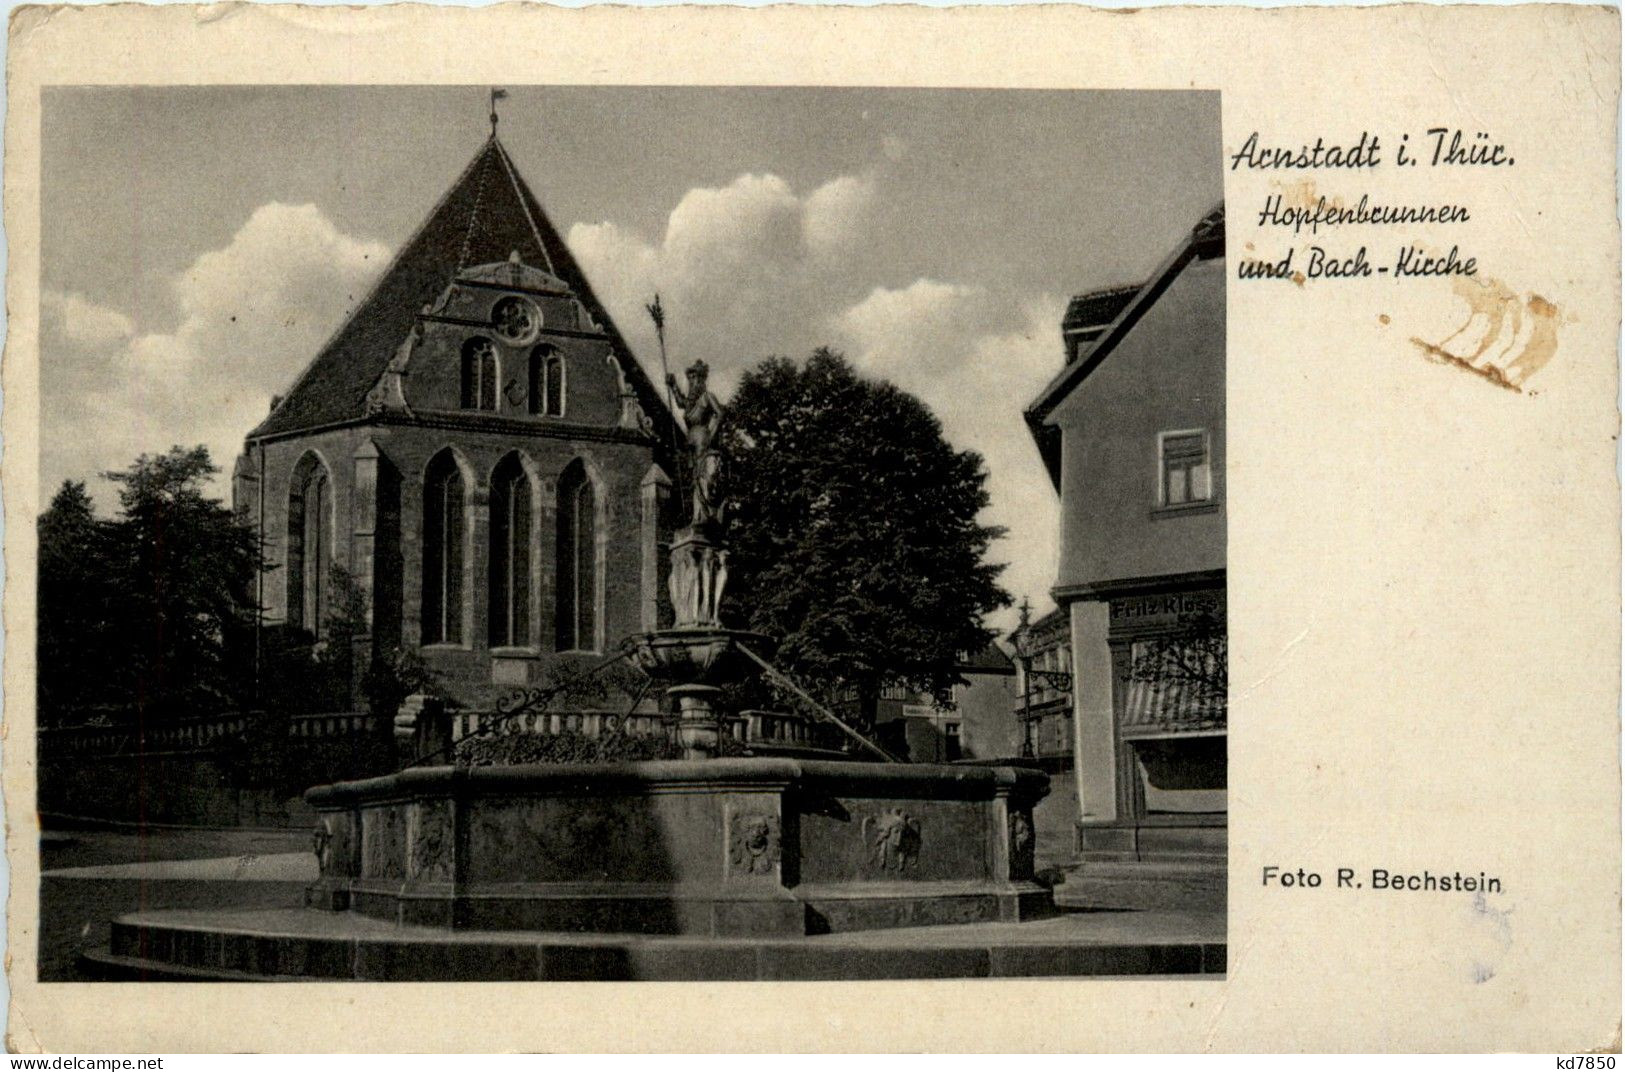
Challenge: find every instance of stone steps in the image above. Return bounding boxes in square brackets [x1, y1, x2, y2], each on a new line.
[1053, 859, 1227, 913]
[84, 908, 1225, 981]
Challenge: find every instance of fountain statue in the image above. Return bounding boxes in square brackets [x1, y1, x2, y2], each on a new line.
[624, 359, 768, 759]
[664, 359, 730, 627]
[667, 359, 726, 532]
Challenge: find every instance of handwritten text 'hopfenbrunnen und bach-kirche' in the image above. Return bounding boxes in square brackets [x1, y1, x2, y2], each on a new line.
[1230, 128, 1514, 283]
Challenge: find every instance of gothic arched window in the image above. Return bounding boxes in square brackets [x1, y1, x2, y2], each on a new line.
[287, 455, 333, 636]
[528, 348, 565, 417]
[527, 346, 552, 416]
[422, 450, 465, 645]
[461, 337, 498, 411]
[555, 459, 596, 651]
[545, 353, 565, 417]
[489, 454, 533, 648]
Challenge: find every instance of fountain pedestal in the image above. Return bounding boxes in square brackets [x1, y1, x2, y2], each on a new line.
[668, 684, 725, 759]
[624, 518, 772, 760]
[304, 758, 1051, 936]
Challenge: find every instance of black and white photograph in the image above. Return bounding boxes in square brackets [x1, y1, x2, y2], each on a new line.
[35, 84, 1226, 982]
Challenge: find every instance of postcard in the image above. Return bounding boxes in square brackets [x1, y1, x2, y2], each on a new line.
[4, 2, 1618, 1053]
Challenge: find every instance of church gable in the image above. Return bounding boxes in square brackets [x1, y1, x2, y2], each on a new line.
[251, 137, 672, 446]
[368, 253, 634, 430]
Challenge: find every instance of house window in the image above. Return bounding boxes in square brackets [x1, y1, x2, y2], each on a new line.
[489, 455, 533, 648]
[1159, 430, 1213, 507]
[555, 460, 596, 651]
[422, 451, 465, 645]
[287, 457, 333, 636]
[944, 721, 962, 761]
[461, 338, 498, 411]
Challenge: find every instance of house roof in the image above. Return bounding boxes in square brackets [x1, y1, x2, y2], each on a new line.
[249, 135, 675, 445]
[1062, 284, 1142, 335]
[1024, 202, 1225, 488]
[957, 642, 1016, 676]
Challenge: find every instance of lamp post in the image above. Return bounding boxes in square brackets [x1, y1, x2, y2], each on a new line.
[1011, 598, 1072, 764]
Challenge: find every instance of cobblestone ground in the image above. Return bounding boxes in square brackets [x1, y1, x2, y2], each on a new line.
[38, 826, 309, 981]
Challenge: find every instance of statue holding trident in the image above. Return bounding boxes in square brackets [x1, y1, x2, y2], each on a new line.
[667, 360, 726, 530]
[646, 300, 730, 628]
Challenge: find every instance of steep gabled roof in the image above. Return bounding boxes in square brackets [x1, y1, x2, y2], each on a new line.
[957, 642, 1016, 676]
[1062, 283, 1142, 336]
[1023, 202, 1225, 488]
[250, 136, 674, 444]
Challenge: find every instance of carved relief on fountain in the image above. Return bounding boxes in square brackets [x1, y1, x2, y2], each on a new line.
[728, 811, 782, 877]
[864, 808, 922, 873]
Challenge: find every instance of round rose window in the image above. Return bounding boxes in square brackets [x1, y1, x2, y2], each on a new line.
[491, 296, 542, 344]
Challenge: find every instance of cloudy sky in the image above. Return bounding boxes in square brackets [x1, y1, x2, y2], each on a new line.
[41, 86, 1220, 629]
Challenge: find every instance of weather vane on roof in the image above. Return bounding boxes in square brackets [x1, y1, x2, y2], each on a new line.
[489, 88, 508, 137]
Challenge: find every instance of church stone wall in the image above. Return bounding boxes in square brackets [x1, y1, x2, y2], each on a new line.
[245, 418, 668, 715]
[249, 426, 371, 630]
[385, 426, 657, 704]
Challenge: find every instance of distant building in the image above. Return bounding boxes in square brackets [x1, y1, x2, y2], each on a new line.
[1011, 604, 1073, 772]
[1024, 204, 1226, 908]
[234, 134, 679, 712]
[872, 645, 1019, 763]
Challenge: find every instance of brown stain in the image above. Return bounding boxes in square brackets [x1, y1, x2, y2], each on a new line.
[1439, 275, 1520, 361]
[1506, 294, 1561, 385]
[1274, 178, 1346, 213]
[1410, 336, 1522, 393]
[1378, 314, 1391, 325]
[1290, 271, 1306, 287]
[1414, 272, 1561, 393]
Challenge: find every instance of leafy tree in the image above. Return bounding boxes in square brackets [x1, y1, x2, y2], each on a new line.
[99, 445, 262, 715]
[258, 564, 368, 716]
[719, 348, 1010, 726]
[37, 480, 118, 721]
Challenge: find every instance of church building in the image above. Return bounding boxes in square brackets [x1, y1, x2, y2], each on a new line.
[233, 133, 679, 711]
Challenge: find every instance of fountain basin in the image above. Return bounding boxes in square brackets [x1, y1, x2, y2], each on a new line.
[304, 757, 1051, 937]
[622, 627, 774, 687]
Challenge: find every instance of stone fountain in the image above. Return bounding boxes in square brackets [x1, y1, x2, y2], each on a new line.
[293, 359, 1052, 938]
[88, 361, 1063, 981]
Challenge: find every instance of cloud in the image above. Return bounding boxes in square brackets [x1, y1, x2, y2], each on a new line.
[803, 174, 877, 258]
[125, 203, 388, 392]
[41, 203, 387, 507]
[833, 278, 999, 377]
[664, 173, 804, 271]
[834, 283, 1069, 625]
[568, 169, 878, 393]
[42, 290, 134, 348]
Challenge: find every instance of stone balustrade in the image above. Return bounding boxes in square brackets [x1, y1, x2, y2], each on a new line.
[42, 705, 840, 760]
[39, 710, 388, 758]
[451, 708, 668, 741]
